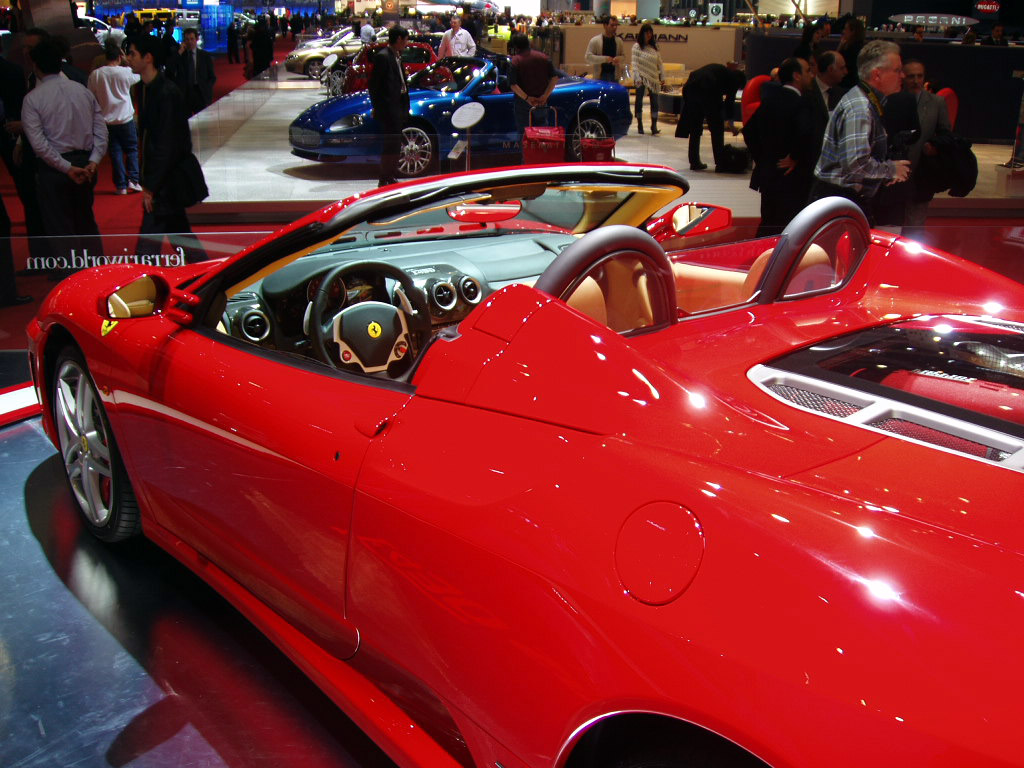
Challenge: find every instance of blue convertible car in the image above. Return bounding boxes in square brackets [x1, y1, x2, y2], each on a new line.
[288, 55, 632, 176]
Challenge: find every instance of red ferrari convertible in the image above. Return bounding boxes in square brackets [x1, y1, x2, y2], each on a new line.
[27, 164, 1024, 768]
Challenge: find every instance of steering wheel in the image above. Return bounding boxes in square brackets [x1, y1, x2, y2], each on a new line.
[534, 224, 677, 329]
[310, 261, 431, 374]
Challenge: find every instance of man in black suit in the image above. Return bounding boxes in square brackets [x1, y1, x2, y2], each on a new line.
[168, 28, 216, 116]
[744, 57, 814, 236]
[368, 25, 410, 187]
[127, 34, 208, 263]
[802, 50, 847, 199]
[675, 62, 746, 172]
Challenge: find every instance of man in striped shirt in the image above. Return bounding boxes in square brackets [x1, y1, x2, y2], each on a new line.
[810, 40, 910, 225]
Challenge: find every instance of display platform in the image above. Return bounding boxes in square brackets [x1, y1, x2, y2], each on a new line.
[0, 418, 396, 768]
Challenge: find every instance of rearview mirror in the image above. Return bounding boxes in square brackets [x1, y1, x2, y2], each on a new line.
[447, 201, 522, 223]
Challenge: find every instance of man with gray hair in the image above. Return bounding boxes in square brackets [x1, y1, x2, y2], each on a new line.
[810, 40, 910, 224]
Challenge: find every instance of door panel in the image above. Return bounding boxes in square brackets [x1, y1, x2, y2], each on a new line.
[113, 329, 411, 657]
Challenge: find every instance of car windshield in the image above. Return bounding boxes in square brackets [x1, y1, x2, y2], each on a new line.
[341, 182, 684, 241]
[409, 58, 485, 93]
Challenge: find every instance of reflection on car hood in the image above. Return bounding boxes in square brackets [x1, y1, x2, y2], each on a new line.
[291, 90, 441, 128]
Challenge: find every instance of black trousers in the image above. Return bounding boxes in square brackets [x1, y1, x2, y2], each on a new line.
[136, 208, 209, 264]
[0, 192, 17, 304]
[681, 93, 725, 167]
[378, 117, 406, 186]
[36, 152, 103, 265]
[809, 178, 876, 227]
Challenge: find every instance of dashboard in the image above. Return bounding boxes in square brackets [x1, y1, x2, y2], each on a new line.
[222, 232, 577, 355]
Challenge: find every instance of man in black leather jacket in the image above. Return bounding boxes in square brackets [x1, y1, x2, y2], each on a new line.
[126, 34, 208, 263]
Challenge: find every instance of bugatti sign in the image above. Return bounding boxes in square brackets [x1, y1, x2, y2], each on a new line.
[889, 13, 979, 26]
[975, 1, 999, 12]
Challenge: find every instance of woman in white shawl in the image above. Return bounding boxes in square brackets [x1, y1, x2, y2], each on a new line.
[630, 23, 665, 135]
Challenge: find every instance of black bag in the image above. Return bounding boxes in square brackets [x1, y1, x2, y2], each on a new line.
[155, 152, 208, 213]
[717, 144, 750, 174]
[173, 152, 209, 209]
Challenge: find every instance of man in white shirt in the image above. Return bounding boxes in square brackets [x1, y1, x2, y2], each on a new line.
[22, 37, 107, 260]
[438, 16, 475, 58]
[88, 40, 142, 195]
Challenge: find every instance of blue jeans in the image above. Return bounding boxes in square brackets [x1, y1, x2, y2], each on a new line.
[107, 121, 140, 190]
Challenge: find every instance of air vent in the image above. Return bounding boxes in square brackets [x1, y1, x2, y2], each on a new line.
[867, 417, 1011, 462]
[240, 309, 271, 342]
[748, 364, 1024, 472]
[458, 276, 482, 304]
[767, 383, 863, 417]
[430, 280, 457, 311]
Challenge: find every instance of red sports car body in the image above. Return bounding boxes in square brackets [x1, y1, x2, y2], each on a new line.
[26, 164, 1024, 768]
[342, 41, 438, 94]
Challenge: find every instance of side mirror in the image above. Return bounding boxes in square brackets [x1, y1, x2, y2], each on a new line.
[107, 275, 163, 318]
[106, 274, 200, 325]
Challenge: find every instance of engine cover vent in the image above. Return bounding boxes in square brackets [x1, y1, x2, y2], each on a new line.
[749, 364, 1024, 472]
[767, 383, 863, 418]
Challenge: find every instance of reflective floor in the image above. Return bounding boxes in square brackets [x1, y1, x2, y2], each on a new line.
[0, 418, 396, 768]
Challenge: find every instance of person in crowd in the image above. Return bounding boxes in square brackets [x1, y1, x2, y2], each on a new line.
[804, 50, 847, 176]
[290, 13, 302, 40]
[631, 22, 665, 135]
[226, 18, 239, 64]
[675, 61, 745, 171]
[249, 16, 273, 77]
[438, 15, 475, 58]
[47, 33, 87, 85]
[126, 34, 208, 263]
[900, 59, 951, 228]
[585, 14, 623, 82]
[123, 11, 141, 38]
[836, 17, 865, 89]
[22, 37, 106, 268]
[0, 53, 30, 305]
[744, 56, 814, 235]
[161, 17, 177, 60]
[87, 39, 141, 195]
[793, 19, 826, 62]
[508, 31, 557, 138]
[360, 16, 375, 44]
[810, 40, 911, 225]
[368, 25, 410, 187]
[0, 42, 47, 269]
[982, 24, 1008, 46]
[168, 27, 216, 116]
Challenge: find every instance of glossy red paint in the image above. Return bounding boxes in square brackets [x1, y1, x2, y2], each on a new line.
[342, 42, 437, 94]
[27, 166, 1024, 768]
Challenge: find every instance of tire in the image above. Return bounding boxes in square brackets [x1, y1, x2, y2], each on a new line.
[305, 58, 324, 79]
[52, 347, 140, 542]
[397, 124, 437, 177]
[569, 113, 611, 161]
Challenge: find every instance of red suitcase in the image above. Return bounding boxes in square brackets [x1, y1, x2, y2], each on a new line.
[523, 107, 565, 164]
[581, 136, 615, 162]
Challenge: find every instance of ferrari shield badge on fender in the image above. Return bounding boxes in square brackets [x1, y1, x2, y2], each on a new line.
[367, 321, 382, 339]
[101, 320, 119, 337]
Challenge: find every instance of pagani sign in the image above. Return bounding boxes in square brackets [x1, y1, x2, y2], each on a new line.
[889, 13, 979, 26]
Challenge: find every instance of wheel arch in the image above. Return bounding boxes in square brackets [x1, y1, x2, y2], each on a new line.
[560, 712, 771, 768]
[39, 324, 82, 437]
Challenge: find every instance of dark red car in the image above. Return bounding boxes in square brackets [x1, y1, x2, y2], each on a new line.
[340, 41, 437, 95]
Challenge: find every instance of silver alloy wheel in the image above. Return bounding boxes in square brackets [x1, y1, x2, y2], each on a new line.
[307, 59, 324, 79]
[54, 359, 114, 527]
[398, 126, 434, 177]
[572, 116, 609, 159]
